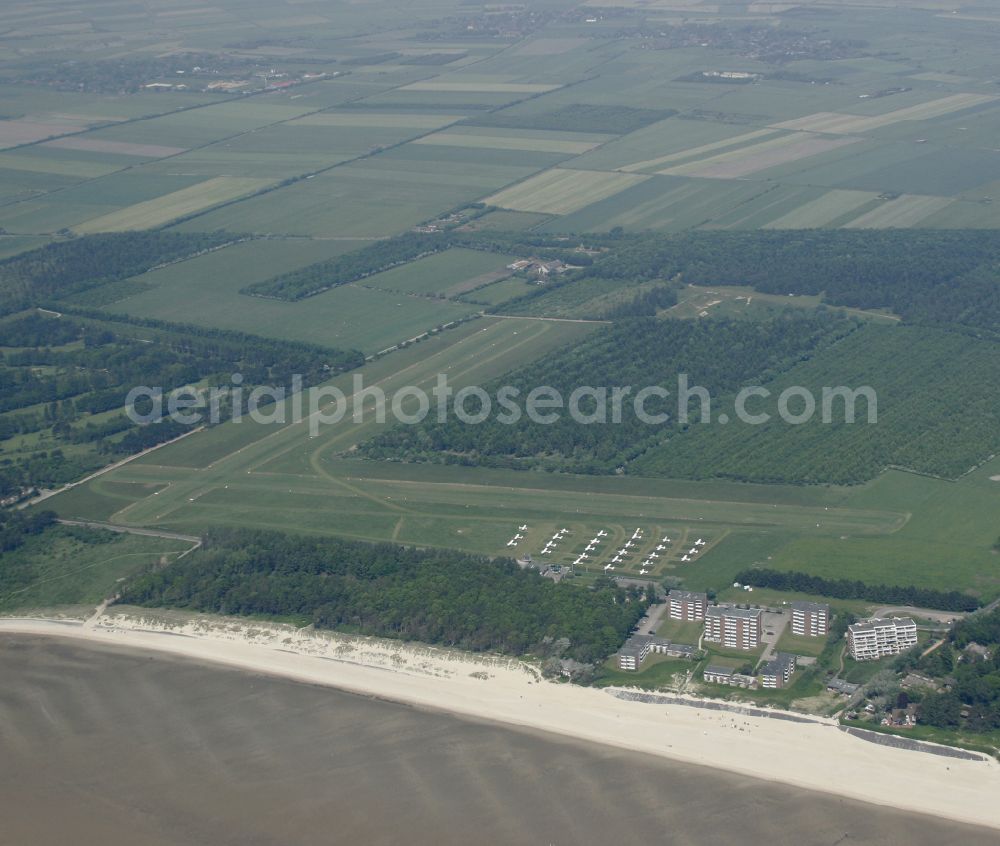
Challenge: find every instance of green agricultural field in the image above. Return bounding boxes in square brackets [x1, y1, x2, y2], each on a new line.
[541, 176, 777, 233]
[483, 168, 649, 215]
[175, 157, 540, 237]
[763, 189, 881, 229]
[74, 177, 273, 233]
[359, 248, 512, 297]
[102, 238, 481, 353]
[412, 129, 603, 155]
[767, 461, 1000, 599]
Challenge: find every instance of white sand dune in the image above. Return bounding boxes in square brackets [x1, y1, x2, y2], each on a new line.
[3, 608, 998, 831]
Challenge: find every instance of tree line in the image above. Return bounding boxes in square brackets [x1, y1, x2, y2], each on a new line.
[118, 528, 652, 662]
[734, 568, 980, 612]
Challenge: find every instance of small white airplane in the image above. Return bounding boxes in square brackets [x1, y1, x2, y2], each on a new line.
[598, 530, 608, 537]
[560, 528, 569, 534]
[603, 563, 612, 571]
[507, 541, 516, 547]
[541, 550, 551, 555]
[514, 533, 523, 540]
[688, 547, 697, 555]
[580, 553, 589, 559]
[661, 536, 670, 543]
[695, 539, 706, 546]
[519, 525, 528, 531]
[649, 552, 660, 559]
[639, 569, 648, 575]
[656, 545, 666, 551]
[681, 555, 691, 562]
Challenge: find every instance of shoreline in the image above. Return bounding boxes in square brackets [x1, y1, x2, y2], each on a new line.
[3, 608, 999, 832]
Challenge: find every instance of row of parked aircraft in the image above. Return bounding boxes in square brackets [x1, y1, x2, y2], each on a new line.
[505, 524, 530, 547]
[576, 529, 609, 567]
[541, 527, 569, 556]
[680, 538, 706, 562]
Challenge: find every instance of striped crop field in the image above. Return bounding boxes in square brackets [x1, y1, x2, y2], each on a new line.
[290, 113, 464, 129]
[483, 168, 648, 215]
[617, 128, 780, 173]
[401, 81, 562, 94]
[73, 176, 272, 233]
[763, 189, 881, 229]
[841, 194, 954, 228]
[771, 93, 997, 135]
[413, 132, 601, 155]
[658, 133, 860, 179]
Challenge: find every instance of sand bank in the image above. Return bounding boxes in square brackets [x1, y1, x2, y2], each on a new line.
[3, 608, 998, 830]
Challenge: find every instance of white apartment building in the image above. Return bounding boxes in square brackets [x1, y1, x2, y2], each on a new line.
[668, 589, 708, 621]
[791, 601, 830, 637]
[847, 617, 918, 661]
[704, 606, 762, 651]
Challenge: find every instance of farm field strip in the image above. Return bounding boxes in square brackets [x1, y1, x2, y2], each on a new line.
[483, 168, 648, 214]
[762, 189, 881, 229]
[73, 176, 272, 233]
[841, 194, 954, 228]
[42, 137, 187, 157]
[400, 81, 562, 93]
[771, 93, 998, 135]
[658, 133, 861, 179]
[412, 132, 601, 154]
[290, 113, 465, 128]
[617, 128, 780, 173]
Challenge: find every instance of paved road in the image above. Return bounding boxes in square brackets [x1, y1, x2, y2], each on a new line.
[872, 605, 965, 624]
[634, 601, 670, 636]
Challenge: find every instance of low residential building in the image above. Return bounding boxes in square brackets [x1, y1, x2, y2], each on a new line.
[616, 635, 664, 671]
[759, 652, 797, 689]
[617, 639, 648, 672]
[790, 601, 830, 637]
[704, 606, 762, 651]
[703, 665, 733, 685]
[703, 666, 756, 688]
[663, 643, 698, 659]
[826, 677, 860, 696]
[668, 589, 708, 621]
[616, 635, 695, 671]
[847, 617, 918, 661]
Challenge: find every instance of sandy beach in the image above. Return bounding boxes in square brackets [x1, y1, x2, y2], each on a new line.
[3, 607, 998, 832]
